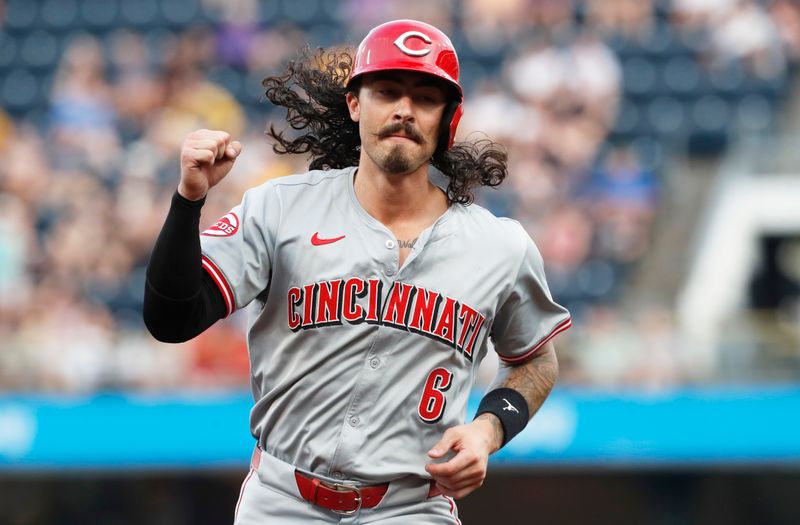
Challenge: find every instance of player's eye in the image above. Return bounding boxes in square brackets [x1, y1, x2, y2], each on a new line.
[415, 92, 443, 105]
[377, 87, 398, 97]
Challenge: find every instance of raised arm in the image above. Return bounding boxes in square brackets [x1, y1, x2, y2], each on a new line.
[142, 130, 242, 343]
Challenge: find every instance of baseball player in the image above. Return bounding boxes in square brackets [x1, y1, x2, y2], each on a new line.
[144, 19, 570, 524]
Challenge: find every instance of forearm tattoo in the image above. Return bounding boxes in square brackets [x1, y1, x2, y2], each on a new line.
[491, 345, 559, 419]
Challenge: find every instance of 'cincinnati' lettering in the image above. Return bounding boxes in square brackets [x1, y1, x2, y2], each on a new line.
[286, 278, 486, 361]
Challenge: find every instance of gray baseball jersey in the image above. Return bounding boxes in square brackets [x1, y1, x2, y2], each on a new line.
[200, 166, 570, 484]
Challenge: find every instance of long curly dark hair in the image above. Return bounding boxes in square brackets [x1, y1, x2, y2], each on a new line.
[262, 47, 507, 205]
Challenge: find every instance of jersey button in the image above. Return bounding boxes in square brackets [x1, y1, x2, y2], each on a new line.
[385, 239, 396, 249]
[384, 267, 395, 276]
[332, 471, 343, 479]
[349, 416, 360, 427]
[370, 357, 380, 369]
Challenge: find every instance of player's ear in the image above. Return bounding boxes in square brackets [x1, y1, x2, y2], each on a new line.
[346, 91, 360, 123]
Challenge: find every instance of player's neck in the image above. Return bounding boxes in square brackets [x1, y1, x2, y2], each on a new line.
[353, 161, 448, 226]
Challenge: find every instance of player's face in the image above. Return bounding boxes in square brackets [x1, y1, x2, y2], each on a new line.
[347, 71, 449, 175]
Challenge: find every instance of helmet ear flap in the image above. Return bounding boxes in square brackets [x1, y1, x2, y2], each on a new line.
[437, 100, 463, 153]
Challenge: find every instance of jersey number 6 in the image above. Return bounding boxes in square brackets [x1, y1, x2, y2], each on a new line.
[417, 367, 453, 424]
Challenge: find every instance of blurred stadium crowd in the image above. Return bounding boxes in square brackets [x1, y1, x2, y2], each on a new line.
[1, 0, 799, 392]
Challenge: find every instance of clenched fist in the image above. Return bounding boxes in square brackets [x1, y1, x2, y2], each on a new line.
[178, 129, 243, 201]
[425, 416, 500, 499]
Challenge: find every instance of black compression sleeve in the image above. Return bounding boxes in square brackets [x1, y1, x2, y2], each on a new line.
[143, 191, 226, 343]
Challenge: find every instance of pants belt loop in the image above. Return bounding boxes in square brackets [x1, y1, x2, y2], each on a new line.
[311, 478, 321, 504]
[251, 446, 262, 471]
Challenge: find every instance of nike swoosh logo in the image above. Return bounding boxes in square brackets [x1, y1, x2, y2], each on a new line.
[311, 232, 346, 246]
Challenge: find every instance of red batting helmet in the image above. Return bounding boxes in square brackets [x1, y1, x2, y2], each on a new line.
[347, 19, 464, 150]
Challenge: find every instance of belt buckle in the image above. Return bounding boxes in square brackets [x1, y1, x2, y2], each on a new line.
[323, 481, 362, 516]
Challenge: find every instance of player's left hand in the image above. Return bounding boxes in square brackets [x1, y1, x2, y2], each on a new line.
[425, 418, 501, 499]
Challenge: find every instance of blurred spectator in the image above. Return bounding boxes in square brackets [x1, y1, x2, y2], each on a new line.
[210, 0, 260, 68]
[149, 29, 246, 156]
[568, 33, 622, 123]
[672, 0, 736, 28]
[0, 108, 13, 150]
[507, 39, 568, 104]
[708, 0, 786, 79]
[0, 194, 34, 310]
[506, 33, 620, 175]
[585, 146, 659, 265]
[462, 0, 553, 52]
[0, 125, 51, 209]
[567, 305, 691, 389]
[243, 23, 308, 72]
[48, 35, 121, 174]
[630, 306, 691, 388]
[182, 318, 250, 388]
[5, 284, 113, 392]
[536, 204, 595, 276]
[459, 81, 541, 144]
[770, 0, 800, 60]
[345, 0, 455, 36]
[528, 0, 576, 32]
[585, 0, 655, 40]
[572, 306, 637, 387]
[109, 30, 167, 142]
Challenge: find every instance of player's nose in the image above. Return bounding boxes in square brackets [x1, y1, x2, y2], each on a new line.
[392, 94, 415, 123]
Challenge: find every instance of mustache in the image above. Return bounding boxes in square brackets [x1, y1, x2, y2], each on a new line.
[375, 122, 424, 144]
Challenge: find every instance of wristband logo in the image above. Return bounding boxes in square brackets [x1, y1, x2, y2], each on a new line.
[502, 399, 519, 413]
[201, 212, 239, 237]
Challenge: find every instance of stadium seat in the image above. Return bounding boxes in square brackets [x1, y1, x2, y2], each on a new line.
[244, 71, 270, 105]
[462, 33, 508, 71]
[629, 135, 664, 171]
[318, 0, 345, 23]
[4, 0, 39, 31]
[80, 0, 121, 30]
[143, 28, 177, 66]
[119, 0, 161, 27]
[646, 96, 687, 137]
[1, 68, 40, 112]
[19, 30, 61, 71]
[259, 0, 281, 23]
[576, 259, 617, 302]
[641, 22, 676, 61]
[662, 56, 700, 96]
[623, 57, 658, 99]
[306, 23, 342, 47]
[0, 33, 19, 71]
[281, 0, 320, 25]
[691, 95, 731, 132]
[208, 66, 244, 100]
[606, 34, 642, 63]
[707, 62, 746, 98]
[40, 0, 80, 30]
[159, 0, 202, 27]
[457, 60, 487, 93]
[744, 72, 789, 102]
[735, 94, 774, 133]
[612, 100, 642, 137]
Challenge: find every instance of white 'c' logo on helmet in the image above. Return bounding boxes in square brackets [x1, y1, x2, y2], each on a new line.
[393, 31, 432, 57]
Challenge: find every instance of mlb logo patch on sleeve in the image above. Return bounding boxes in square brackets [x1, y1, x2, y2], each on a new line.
[202, 212, 239, 237]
